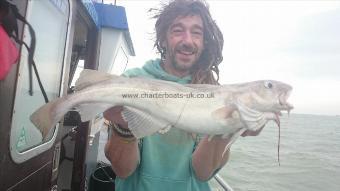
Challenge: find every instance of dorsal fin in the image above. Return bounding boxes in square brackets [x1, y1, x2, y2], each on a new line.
[75, 69, 118, 91]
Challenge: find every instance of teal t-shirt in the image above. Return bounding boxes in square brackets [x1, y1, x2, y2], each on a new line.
[115, 59, 211, 191]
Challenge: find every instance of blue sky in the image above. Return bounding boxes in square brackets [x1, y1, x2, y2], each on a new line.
[104, 0, 340, 116]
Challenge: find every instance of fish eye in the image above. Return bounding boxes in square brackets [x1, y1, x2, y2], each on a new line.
[264, 81, 273, 89]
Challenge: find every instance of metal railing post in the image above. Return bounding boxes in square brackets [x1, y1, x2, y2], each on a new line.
[213, 174, 234, 191]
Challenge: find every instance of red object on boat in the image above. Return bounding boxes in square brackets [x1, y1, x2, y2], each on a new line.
[0, 25, 19, 80]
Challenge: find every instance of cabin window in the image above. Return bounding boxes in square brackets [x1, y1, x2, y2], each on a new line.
[70, 60, 85, 87]
[110, 47, 128, 75]
[10, 0, 70, 163]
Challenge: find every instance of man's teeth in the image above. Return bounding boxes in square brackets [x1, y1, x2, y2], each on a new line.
[178, 50, 194, 55]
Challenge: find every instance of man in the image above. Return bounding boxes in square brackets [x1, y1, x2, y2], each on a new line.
[104, 0, 262, 190]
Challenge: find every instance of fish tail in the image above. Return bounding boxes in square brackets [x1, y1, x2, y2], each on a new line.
[30, 98, 63, 139]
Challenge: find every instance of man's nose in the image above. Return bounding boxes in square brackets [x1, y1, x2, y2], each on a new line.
[182, 31, 194, 44]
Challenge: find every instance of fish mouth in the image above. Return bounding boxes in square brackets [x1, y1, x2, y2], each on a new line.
[278, 90, 294, 113]
[272, 90, 293, 126]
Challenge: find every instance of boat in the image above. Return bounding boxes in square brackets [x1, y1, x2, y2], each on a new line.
[0, 0, 233, 190]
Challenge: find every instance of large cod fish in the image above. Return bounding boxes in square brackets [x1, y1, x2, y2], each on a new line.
[31, 69, 293, 152]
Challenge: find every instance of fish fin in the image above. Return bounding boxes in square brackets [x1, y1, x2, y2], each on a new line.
[211, 105, 236, 120]
[158, 125, 172, 134]
[75, 69, 118, 91]
[208, 135, 215, 141]
[30, 98, 63, 139]
[190, 133, 197, 140]
[121, 106, 171, 139]
[76, 103, 113, 122]
[183, 83, 219, 91]
[221, 128, 247, 157]
[221, 133, 231, 139]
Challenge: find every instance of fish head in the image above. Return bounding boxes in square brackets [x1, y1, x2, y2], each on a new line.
[226, 80, 293, 165]
[236, 80, 294, 117]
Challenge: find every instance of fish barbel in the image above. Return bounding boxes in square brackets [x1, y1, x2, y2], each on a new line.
[30, 69, 293, 151]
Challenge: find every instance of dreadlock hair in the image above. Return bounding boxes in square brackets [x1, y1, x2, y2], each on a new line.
[151, 0, 223, 85]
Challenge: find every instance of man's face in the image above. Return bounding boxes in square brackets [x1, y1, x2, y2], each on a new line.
[164, 14, 204, 73]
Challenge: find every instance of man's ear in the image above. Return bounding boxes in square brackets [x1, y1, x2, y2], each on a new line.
[161, 40, 166, 49]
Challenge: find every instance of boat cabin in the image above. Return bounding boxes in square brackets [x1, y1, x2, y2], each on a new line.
[0, 0, 134, 190]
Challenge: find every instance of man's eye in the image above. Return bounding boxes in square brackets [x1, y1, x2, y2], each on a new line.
[192, 31, 203, 36]
[171, 28, 183, 33]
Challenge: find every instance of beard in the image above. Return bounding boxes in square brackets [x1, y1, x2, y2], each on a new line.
[170, 54, 193, 71]
[167, 42, 201, 72]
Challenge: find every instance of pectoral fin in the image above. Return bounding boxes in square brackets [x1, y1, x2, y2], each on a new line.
[211, 105, 236, 120]
[121, 106, 172, 139]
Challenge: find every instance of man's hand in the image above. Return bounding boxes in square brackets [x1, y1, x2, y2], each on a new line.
[103, 106, 128, 127]
[103, 106, 139, 178]
[241, 125, 265, 137]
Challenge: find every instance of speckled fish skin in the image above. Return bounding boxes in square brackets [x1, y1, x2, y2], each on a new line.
[30, 69, 293, 142]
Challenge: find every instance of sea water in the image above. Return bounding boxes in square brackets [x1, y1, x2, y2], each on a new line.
[98, 114, 340, 190]
[210, 114, 340, 191]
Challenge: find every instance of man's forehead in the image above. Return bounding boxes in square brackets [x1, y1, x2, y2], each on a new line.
[170, 14, 203, 28]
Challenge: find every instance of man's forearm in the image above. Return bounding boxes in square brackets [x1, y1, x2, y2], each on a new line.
[104, 107, 139, 178]
[192, 136, 231, 181]
[104, 132, 139, 178]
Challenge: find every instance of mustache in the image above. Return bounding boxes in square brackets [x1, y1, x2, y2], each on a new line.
[175, 43, 198, 53]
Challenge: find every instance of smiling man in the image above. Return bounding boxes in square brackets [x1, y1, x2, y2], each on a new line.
[104, 0, 262, 190]
[163, 14, 204, 76]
